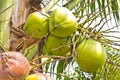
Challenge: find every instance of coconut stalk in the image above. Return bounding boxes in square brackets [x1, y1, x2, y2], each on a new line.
[0, 0, 13, 51]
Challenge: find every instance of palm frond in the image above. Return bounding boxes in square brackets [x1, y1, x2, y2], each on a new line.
[0, 0, 13, 51]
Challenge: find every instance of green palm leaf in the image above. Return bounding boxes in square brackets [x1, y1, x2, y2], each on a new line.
[0, 0, 13, 51]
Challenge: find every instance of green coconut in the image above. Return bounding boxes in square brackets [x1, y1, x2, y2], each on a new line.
[49, 7, 78, 37]
[25, 73, 52, 80]
[42, 34, 71, 56]
[75, 39, 106, 73]
[23, 12, 49, 39]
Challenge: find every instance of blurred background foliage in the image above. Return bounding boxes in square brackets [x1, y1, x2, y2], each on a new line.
[0, 0, 120, 80]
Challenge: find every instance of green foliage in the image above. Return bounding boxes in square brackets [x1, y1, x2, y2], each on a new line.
[0, 0, 13, 50]
[25, 44, 38, 61]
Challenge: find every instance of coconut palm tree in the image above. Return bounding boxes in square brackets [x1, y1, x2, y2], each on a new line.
[0, 0, 120, 80]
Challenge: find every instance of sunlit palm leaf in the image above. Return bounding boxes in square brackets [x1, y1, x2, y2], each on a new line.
[0, 0, 13, 51]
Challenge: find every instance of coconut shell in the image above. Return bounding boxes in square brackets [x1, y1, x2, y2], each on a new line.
[0, 51, 30, 80]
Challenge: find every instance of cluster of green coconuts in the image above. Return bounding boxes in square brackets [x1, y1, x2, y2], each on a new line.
[0, 7, 107, 80]
[23, 7, 107, 76]
[23, 7, 77, 56]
